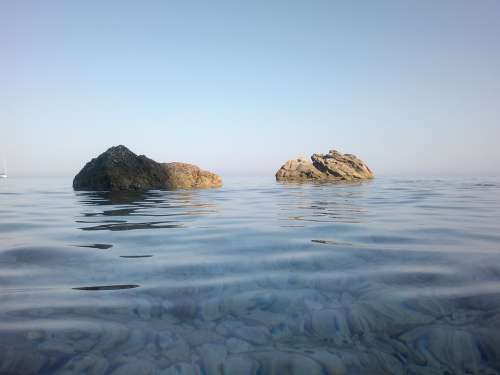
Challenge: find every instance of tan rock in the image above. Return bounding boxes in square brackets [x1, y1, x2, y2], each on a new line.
[276, 149, 373, 182]
[275, 158, 325, 181]
[162, 162, 222, 189]
[312, 150, 373, 180]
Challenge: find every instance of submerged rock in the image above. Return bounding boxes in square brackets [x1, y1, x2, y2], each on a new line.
[276, 149, 373, 182]
[73, 145, 222, 190]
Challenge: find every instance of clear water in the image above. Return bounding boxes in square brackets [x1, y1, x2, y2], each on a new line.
[1, 177, 500, 375]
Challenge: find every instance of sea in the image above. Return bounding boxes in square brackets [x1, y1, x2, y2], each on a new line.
[1, 176, 500, 375]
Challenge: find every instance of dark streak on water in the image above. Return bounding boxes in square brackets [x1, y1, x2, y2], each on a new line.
[75, 243, 114, 250]
[72, 284, 140, 291]
[1, 177, 500, 374]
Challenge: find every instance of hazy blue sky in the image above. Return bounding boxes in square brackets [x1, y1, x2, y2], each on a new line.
[2, 0, 499, 177]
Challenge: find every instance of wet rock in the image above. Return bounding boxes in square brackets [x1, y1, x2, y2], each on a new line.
[160, 362, 202, 375]
[338, 350, 405, 375]
[222, 355, 259, 374]
[60, 354, 109, 375]
[120, 328, 150, 356]
[0, 346, 46, 375]
[198, 343, 227, 375]
[39, 341, 75, 356]
[253, 351, 324, 375]
[475, 322, 500, 370]
[303, 291, 326, 311]
[72, 337, 96, 352]
[234, 324, 271, 346]
[200, 298, 225, 321]
[399, 325, 487, 374]
[110, 360, 157, 375]
[73, 145, 222, 191]
[91, 323, 130, 353]
[165, 338, 191, 363]
[276, 149, 373, 182]
[310, 308, 353, 345]
[166, 301, 199, 321]
[26, 330, 45, 341]
[181, 327, 224, 347]
[157, 331, 177, 351]
[308, 350, 347, 374]
[217, 320, 270, 345]
[226, 337, 252, 353]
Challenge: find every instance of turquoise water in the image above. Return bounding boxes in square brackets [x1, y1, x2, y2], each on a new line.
[1, 177, 500, 374]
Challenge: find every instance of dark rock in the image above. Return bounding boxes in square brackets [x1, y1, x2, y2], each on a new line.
[73, 145, 222, 191]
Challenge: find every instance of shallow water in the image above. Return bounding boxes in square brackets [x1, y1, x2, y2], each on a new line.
[1, 176, 500, 375]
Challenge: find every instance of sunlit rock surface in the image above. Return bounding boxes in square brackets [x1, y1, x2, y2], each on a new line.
[276, 150, 373, 182]
[162, 162, 222, 189]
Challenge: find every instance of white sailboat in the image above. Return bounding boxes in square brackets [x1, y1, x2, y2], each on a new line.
[0, 160, 7, 178]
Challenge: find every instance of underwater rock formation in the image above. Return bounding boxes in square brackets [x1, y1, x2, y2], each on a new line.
[276, 149, 373, 182]
[73, 145, 222, 190]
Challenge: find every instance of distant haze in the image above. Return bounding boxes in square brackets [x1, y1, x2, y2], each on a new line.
[2, 1, 499, 178]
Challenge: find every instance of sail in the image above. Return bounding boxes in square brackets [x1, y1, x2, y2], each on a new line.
[0, 160, 7, 177]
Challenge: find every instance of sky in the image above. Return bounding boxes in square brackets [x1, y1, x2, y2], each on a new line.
[2, 0, 499, 178]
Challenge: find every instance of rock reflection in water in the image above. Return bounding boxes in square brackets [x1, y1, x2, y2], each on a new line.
[73, 284, 140, 291]
[1, 178, 500, 374]
[75, 243, 114, 250]
[75, 190, 216, 232]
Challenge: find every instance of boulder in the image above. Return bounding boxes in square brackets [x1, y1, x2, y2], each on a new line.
[162, 162, 222, 189]
[73, 145, 222, 190]
[275, 157, 325, 181]
[276, 149, 373, 182]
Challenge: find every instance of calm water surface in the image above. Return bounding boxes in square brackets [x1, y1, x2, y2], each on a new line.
[1, 177, 500, 375]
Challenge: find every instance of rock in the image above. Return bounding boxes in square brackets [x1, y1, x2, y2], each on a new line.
[398, 325, 486, 374]
[110, 360, 157, 375]
[311, 150, 373, 180]
[223, 355, 259, 374]
[73, 145, 222, 190]
[73, 145, 167, 190]
[160, 363, 202, 375]
[0, 346, 47, 375]
[162, 162, 222, 189]
[253, 351, 325, 375]
[226, 338, 252, 353]
[276, 149, 373, 182]
[216, 321, 270, 345]
[60, 354, 109, 375]
[275, 158, 325, 181]
[197, 343, 227, 375]
[26, 330, 45, 341]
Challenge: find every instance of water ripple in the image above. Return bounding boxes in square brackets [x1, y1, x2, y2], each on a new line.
[1, 177, 500, 374]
